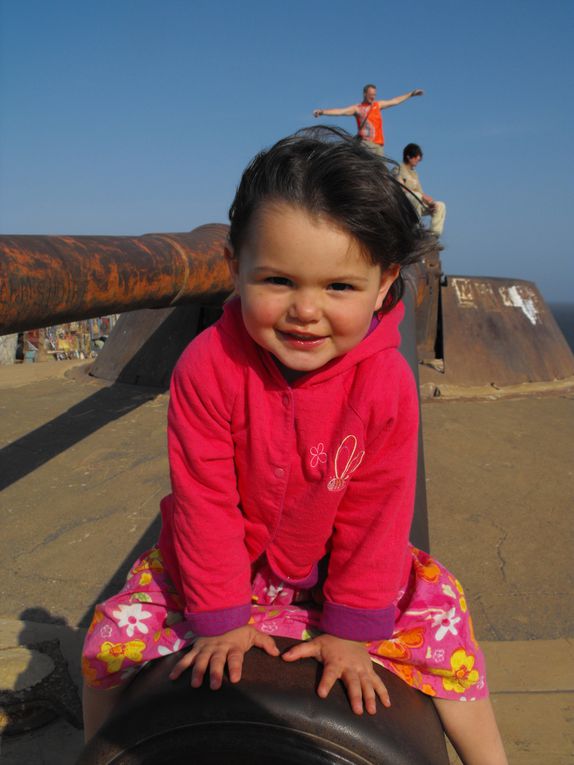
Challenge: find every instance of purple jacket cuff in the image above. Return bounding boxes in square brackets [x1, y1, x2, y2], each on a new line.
[184, 604, 251, 636]
[320, 601, 395, 641]
[267, 559, 319, 589]
[281, 563, 318, 588]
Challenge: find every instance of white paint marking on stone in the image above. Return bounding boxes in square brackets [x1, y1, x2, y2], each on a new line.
[498, 285, 540, 325]
[452, 278, 476, 308]
[475, 281, 495, 298]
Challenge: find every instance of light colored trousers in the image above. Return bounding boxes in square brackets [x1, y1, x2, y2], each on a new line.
[361, 140, 384, 156]
[410, 193, 446, 236]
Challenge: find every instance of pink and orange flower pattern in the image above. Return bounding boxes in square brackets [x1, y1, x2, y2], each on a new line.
[82, 544, 487, 700]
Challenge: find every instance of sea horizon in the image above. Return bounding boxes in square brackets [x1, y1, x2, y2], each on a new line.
[549, 303, 574, 353]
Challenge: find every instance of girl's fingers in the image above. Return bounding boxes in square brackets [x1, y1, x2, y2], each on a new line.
[226, 648, 245, 684]
[190, 651, 212, 688]
[168, 647, 198, 680]
[169, 628, 280, 688]
[207, 650, 227, 689]
[252, 631, 280, 656]
[317, 664, 340, 699]
[282, 640, 320, 662]
[361, 676, 378, 715]
[341, 673, 364, 715]
[373, 674, 391, 708]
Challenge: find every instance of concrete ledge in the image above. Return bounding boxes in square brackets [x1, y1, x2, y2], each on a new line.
[420, 375, 574, 401]
[482, 638, 574, 694]
[0, 359, 91, 390]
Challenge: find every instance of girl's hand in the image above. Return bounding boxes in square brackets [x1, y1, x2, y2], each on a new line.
[169, 625, 279, 690]
[282, 634, 390, 715]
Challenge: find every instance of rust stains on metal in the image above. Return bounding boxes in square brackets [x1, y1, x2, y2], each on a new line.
[0, 225, 232, 335]
[406, 249, 442, 359]
[2, 225, 574, 394]
[434, 275, 574, 387]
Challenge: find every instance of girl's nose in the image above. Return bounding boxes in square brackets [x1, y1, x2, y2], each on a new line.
[288, 290, 321, 323]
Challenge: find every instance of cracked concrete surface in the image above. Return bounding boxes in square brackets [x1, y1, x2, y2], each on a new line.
[0, 361, 572, 763]
[0, 364, 169, 628]
[423, 394, 574, 642]
[1, 365, 572, 640]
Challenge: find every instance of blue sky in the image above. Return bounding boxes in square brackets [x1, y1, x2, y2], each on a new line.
[1, 0, 573, 302]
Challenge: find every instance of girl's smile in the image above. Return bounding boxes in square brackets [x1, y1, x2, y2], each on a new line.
[277, 330, 327, 346]
[226, 201, 399, 379]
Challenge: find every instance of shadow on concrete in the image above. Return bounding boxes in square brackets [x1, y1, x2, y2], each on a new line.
[78, 517, 162, 629]
[0, 608, 83, 738]
[0, 383, 159, 493]
[0, 307, 220, 632]
[0, 304, 222, 494]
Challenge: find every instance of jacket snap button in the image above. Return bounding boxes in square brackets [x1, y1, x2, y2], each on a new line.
[274, 467, 285, 478]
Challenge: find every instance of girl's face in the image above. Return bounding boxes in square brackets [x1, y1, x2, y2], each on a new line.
[226, 202, 398, 379]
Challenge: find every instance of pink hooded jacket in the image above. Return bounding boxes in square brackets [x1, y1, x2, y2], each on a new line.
[158, 298, 419, 641]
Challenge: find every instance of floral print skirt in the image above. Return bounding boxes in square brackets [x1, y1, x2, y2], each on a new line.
[82, 544, 488, 701]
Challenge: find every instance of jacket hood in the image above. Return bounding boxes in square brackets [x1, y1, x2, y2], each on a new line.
[217, 297, 404, 387]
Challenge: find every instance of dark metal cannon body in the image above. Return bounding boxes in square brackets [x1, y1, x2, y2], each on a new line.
[77, 639, 449, 765]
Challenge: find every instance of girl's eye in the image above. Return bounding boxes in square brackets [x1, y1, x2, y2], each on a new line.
[264, 276, 292, 286]
[263, 276, 291, 287]
[329, 282, 354, 291]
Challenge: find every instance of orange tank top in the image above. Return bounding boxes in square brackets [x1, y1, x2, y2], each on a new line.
[355, 102, 384, 146]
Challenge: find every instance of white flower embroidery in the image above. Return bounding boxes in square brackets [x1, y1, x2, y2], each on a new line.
[309, 443, 327, 468]
[100, 624, 113, 639]
[264, 583, 284, 600]
[441, 584, 456, 599]
[112, 603, 152, 637]
[259, 621, 279, 634]
[158, 638, 184, 656]
[433, 649, 445, 662]
[328, 434, 365, 492]
[431, 608, 461, 642]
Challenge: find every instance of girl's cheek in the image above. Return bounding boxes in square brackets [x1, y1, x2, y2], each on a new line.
[250, 295, 285, 322]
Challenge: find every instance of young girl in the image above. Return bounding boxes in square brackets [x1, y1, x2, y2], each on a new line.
[82, 128, 507, 764]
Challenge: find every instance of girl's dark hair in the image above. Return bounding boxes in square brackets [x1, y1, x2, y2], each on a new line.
[228, 127, 437, 312]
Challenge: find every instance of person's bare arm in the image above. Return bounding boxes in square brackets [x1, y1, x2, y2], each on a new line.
[313, 104, 357, 118]
[378, 88, 424, 109]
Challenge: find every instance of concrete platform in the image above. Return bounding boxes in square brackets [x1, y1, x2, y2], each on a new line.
[0, 359, 572, 763]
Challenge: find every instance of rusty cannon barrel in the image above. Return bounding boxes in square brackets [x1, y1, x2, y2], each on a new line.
[2, 226, 572, 395]
[0, 225, 232, 335]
